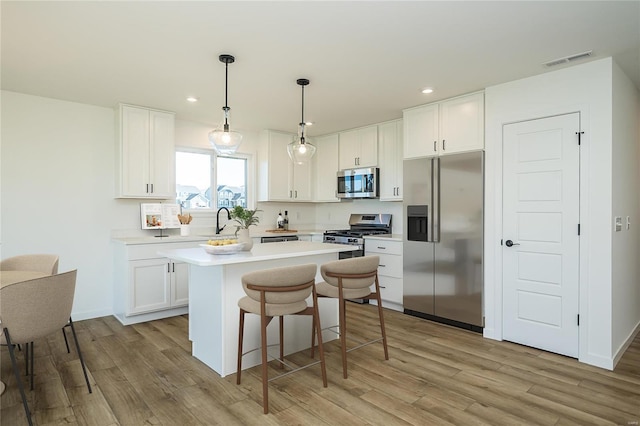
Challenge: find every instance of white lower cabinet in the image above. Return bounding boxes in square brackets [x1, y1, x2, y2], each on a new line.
[365, 238, 403, 312]
[114, 240, 205, 325]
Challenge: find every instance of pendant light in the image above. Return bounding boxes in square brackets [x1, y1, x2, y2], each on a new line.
[287, 78, 316, 164]
[208, 54, 242, 155]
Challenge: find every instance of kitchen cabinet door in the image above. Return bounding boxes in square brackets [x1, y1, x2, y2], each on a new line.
[439, 92, 484, 155]
[128, 259, 171, 315]
[338, 125, 378, 169]
[116, 104, 175, 199]
[171, 261, 189, 307]
[313, 133, 340, 202]
[258, 130, 312, 202]
[378, 120, 403, 201]
[403, 92, 484, 159]
[403, 103, 439, 159]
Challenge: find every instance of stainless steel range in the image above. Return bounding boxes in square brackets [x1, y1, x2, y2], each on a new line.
[323, 214, 392, 259]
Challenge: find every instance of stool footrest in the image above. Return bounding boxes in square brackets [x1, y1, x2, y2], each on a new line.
[268, 359, 323, 382]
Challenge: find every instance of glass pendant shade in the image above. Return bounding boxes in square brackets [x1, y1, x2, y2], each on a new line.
[287, 123, 316, 164]
[209, 107, 243, 155]
[287, 78, 316, 164]
[209, 54, 242, 155]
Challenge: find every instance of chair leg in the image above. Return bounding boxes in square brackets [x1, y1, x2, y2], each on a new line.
[29, 342, 34, 391]
[4, 329, 33, 426]
[374, 288, 389, 360]
[68, 317, 92, 393]
[62, 324, 70, 353]
[312, 295, 328, 388]
[310, 314, 316, 359]
[279, 316, 284, 369]
[24, 341, 29, 378]
[339, 296, 348, 379]
[260, 311, 270, 414]
[236, 309, 245, 385]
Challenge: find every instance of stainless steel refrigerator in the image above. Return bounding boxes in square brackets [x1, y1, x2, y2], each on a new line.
[403, 151, 484, 330]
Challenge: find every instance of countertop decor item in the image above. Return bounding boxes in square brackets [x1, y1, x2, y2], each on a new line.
[230, 206, 261, 251]
[287, 78, 316, 164]
[208, 54, 242, 155]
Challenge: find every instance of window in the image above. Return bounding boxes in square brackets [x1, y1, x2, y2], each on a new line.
[175, 149, 249, 210]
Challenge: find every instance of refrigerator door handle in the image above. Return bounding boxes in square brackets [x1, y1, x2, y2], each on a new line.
[433, 157, 440, 243]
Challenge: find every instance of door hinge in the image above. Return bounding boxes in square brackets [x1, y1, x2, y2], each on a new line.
[576, 131, 584, 145]
[577, 314, 580, 326]
[578, 224, 581, 235]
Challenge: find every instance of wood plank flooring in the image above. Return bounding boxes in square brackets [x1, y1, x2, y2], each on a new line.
[1, 304, 639, 425]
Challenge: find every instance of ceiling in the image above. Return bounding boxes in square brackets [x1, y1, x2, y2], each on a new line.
[2, 1, 639, 137]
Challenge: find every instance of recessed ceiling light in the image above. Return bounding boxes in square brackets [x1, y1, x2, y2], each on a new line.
[186, 96, 198, 102]
[421, 88, 434, 94]
[305, 121, 313, 126]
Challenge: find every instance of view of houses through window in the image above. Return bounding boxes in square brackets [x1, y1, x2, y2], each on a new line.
[175, 150, 247, 210]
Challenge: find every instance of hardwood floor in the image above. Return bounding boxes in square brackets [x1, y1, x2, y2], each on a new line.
[1, 304, 639, 425]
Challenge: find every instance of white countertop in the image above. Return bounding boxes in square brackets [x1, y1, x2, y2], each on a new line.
[158, 241, 356, 266]
[112, 229, 324, 245]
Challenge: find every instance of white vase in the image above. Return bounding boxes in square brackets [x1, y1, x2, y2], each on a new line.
[180, 225, 190, 237]
[237, 228, 253, 251]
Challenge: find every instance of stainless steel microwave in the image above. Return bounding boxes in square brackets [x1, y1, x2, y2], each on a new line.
[337, 167, 379, 199]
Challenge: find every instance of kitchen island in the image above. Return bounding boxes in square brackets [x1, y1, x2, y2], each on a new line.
[158, 241, 356, 377]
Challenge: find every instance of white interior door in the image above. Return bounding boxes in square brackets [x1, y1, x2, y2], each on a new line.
[502, 113, 580, 357]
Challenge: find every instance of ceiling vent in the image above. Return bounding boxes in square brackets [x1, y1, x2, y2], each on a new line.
[543, 50, 593, 67]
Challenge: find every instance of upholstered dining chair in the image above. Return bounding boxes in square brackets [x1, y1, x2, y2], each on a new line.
[0, 254, 73, 374]
[311, 255, 389, 379]
[0, 270, 92, 426]
[0, 254, 59, 275]
[236, 263, 327, 414]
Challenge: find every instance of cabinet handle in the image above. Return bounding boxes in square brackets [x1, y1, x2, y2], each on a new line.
[442, 139, 446, 151]
[295, 190, 298, 198]
[146, 184, 150, 193]
[289, 190, 293, 198]
[167, 263, 171, 273]
[151, 183, 154, 193]
[433, 141, 437, 152]
[377, 246, 387, 249]
[379, 264, 386, 267]
[172, 263, 175, 273]
[380, 286, 386, 289]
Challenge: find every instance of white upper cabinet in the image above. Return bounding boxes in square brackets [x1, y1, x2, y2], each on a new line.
[403, 103, 439, 159]
[338, 125, 378, 169]
[378, 120, 403, 201]
[403, 92, 484, 159]
[258, 130, 312, 202]
[313, 133, 340, 202]
[116, 104, 175, 199]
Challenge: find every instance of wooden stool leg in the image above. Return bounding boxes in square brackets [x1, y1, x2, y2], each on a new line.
[260, 310, 270, 414]
[236, 309, 245, 385]
[312, 291, 328, 387]
[375, 276, 389, 360]
[279, 316, 284, 369]
[339, 296, 348, 379]
[310, 314, 316, 358]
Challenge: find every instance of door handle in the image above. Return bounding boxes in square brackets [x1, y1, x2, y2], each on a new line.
[505, 240, 520, 247]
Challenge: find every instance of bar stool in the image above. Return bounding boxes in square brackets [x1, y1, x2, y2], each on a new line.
[312, 255, 389, 378]
[236, 263, 327, 414]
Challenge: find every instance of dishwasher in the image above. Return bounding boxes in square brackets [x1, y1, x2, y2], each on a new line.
[260, 235, 299, 243]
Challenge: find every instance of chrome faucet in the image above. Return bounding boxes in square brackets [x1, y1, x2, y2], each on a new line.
[216, 207, 231, 234]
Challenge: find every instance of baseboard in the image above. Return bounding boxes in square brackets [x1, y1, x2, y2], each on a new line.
[613, 320, 640, 368]
[71, 308, 114, 322]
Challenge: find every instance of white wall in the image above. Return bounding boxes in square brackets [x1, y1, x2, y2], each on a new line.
[1, 91, 119, 319]
[485, 57, 640, 369]
[611, 61, 640, 362]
